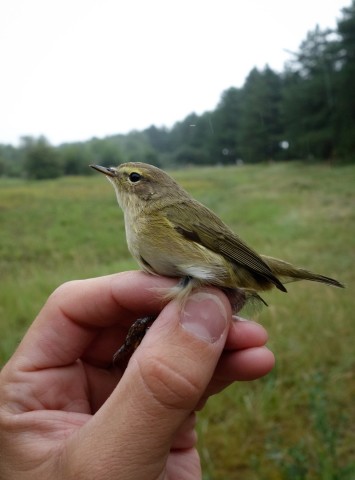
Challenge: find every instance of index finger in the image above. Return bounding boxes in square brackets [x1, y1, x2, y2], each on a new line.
[11, 271, 176, 370]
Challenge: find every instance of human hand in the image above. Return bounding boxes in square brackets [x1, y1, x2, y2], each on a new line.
[0, 272, 274, 480]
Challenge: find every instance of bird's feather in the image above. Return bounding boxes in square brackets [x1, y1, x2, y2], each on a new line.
[164, 201, 287, 292]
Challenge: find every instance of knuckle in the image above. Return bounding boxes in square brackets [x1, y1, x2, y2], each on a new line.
[49, 280, 81, 300]
[137, 353, 204, 411]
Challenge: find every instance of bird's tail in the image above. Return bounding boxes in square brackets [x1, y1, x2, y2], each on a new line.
[261, 255, 344, 288]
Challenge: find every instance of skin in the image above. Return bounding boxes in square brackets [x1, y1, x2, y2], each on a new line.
[0, 271, 274, 480]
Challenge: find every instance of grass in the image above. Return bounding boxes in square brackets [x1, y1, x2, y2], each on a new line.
[1, 162, 354, 478]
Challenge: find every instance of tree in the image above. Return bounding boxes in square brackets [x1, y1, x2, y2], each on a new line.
[282, 26, 339, 159]
[209, 87, 243, 164]
[334, 0, 355, 156]
[0, 157, 5, 176]
[168, 113, 213, 166]
[0, 144, 23, 176]
[58, 142, 94, 175]
[144, 125, 171, 154]
[238, 67, 283, 163]
[22, 137, 63, 179]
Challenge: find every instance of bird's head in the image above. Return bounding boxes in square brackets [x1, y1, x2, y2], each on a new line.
[90, 162, 183, 212]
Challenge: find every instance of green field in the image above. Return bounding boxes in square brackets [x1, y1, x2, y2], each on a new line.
[1, 162, 354, 479]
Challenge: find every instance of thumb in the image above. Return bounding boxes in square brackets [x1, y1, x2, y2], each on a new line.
[69, 288, 231, 479]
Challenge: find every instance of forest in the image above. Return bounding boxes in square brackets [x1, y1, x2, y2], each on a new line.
[1, 1, 354, 179]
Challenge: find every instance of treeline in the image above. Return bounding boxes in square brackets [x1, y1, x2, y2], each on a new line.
[1, 1, 354, 179]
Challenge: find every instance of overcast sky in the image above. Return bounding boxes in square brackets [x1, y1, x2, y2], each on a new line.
[0, 0, 350, 146]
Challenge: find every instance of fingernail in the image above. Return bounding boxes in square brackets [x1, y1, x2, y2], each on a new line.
[233, 315, 249, 322]
[181, 292, 228, 343]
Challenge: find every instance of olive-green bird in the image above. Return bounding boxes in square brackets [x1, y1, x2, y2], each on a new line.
[90, 162, 343, 318]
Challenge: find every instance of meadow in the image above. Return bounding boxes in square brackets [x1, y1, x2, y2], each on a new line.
[0, 162, 354, 479]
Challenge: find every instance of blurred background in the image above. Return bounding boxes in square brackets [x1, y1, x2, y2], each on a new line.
[1, 0, 355, 172]
[1, 1, 354, 478]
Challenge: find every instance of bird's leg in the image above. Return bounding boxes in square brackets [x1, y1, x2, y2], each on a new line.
[113, 277, 191, 368]
[113, 315, 156, 367]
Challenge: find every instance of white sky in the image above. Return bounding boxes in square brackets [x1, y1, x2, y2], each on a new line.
[0, 0, 350, 146]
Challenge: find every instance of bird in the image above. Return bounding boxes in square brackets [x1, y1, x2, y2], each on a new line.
[90, 162, 344, 364]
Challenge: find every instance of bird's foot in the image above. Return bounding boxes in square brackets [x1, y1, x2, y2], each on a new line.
[113, 315, 156, 368]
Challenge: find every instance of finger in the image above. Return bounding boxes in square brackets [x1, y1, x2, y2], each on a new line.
[171, 413, 197, 450]
[11, 272, 176, 370]
[196, 345, 275, 408]
[65, 288, 232, 480]
[215, 345, 275, 382]
[195, 317, 273, 402]
[224, 316, 269, 350]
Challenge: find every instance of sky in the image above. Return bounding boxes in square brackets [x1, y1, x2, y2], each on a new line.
[0, 0, 351, 146]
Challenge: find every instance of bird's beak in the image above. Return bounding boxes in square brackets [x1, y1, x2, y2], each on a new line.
[90, 165, 117, 177]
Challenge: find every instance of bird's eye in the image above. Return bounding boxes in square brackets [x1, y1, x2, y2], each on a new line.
[129, 172, 142, 183]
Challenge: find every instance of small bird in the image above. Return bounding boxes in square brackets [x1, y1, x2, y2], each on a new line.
[90, 162, 344, 363]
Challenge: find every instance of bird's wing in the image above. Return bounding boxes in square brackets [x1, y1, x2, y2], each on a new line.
[165, 201, 286, 292]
